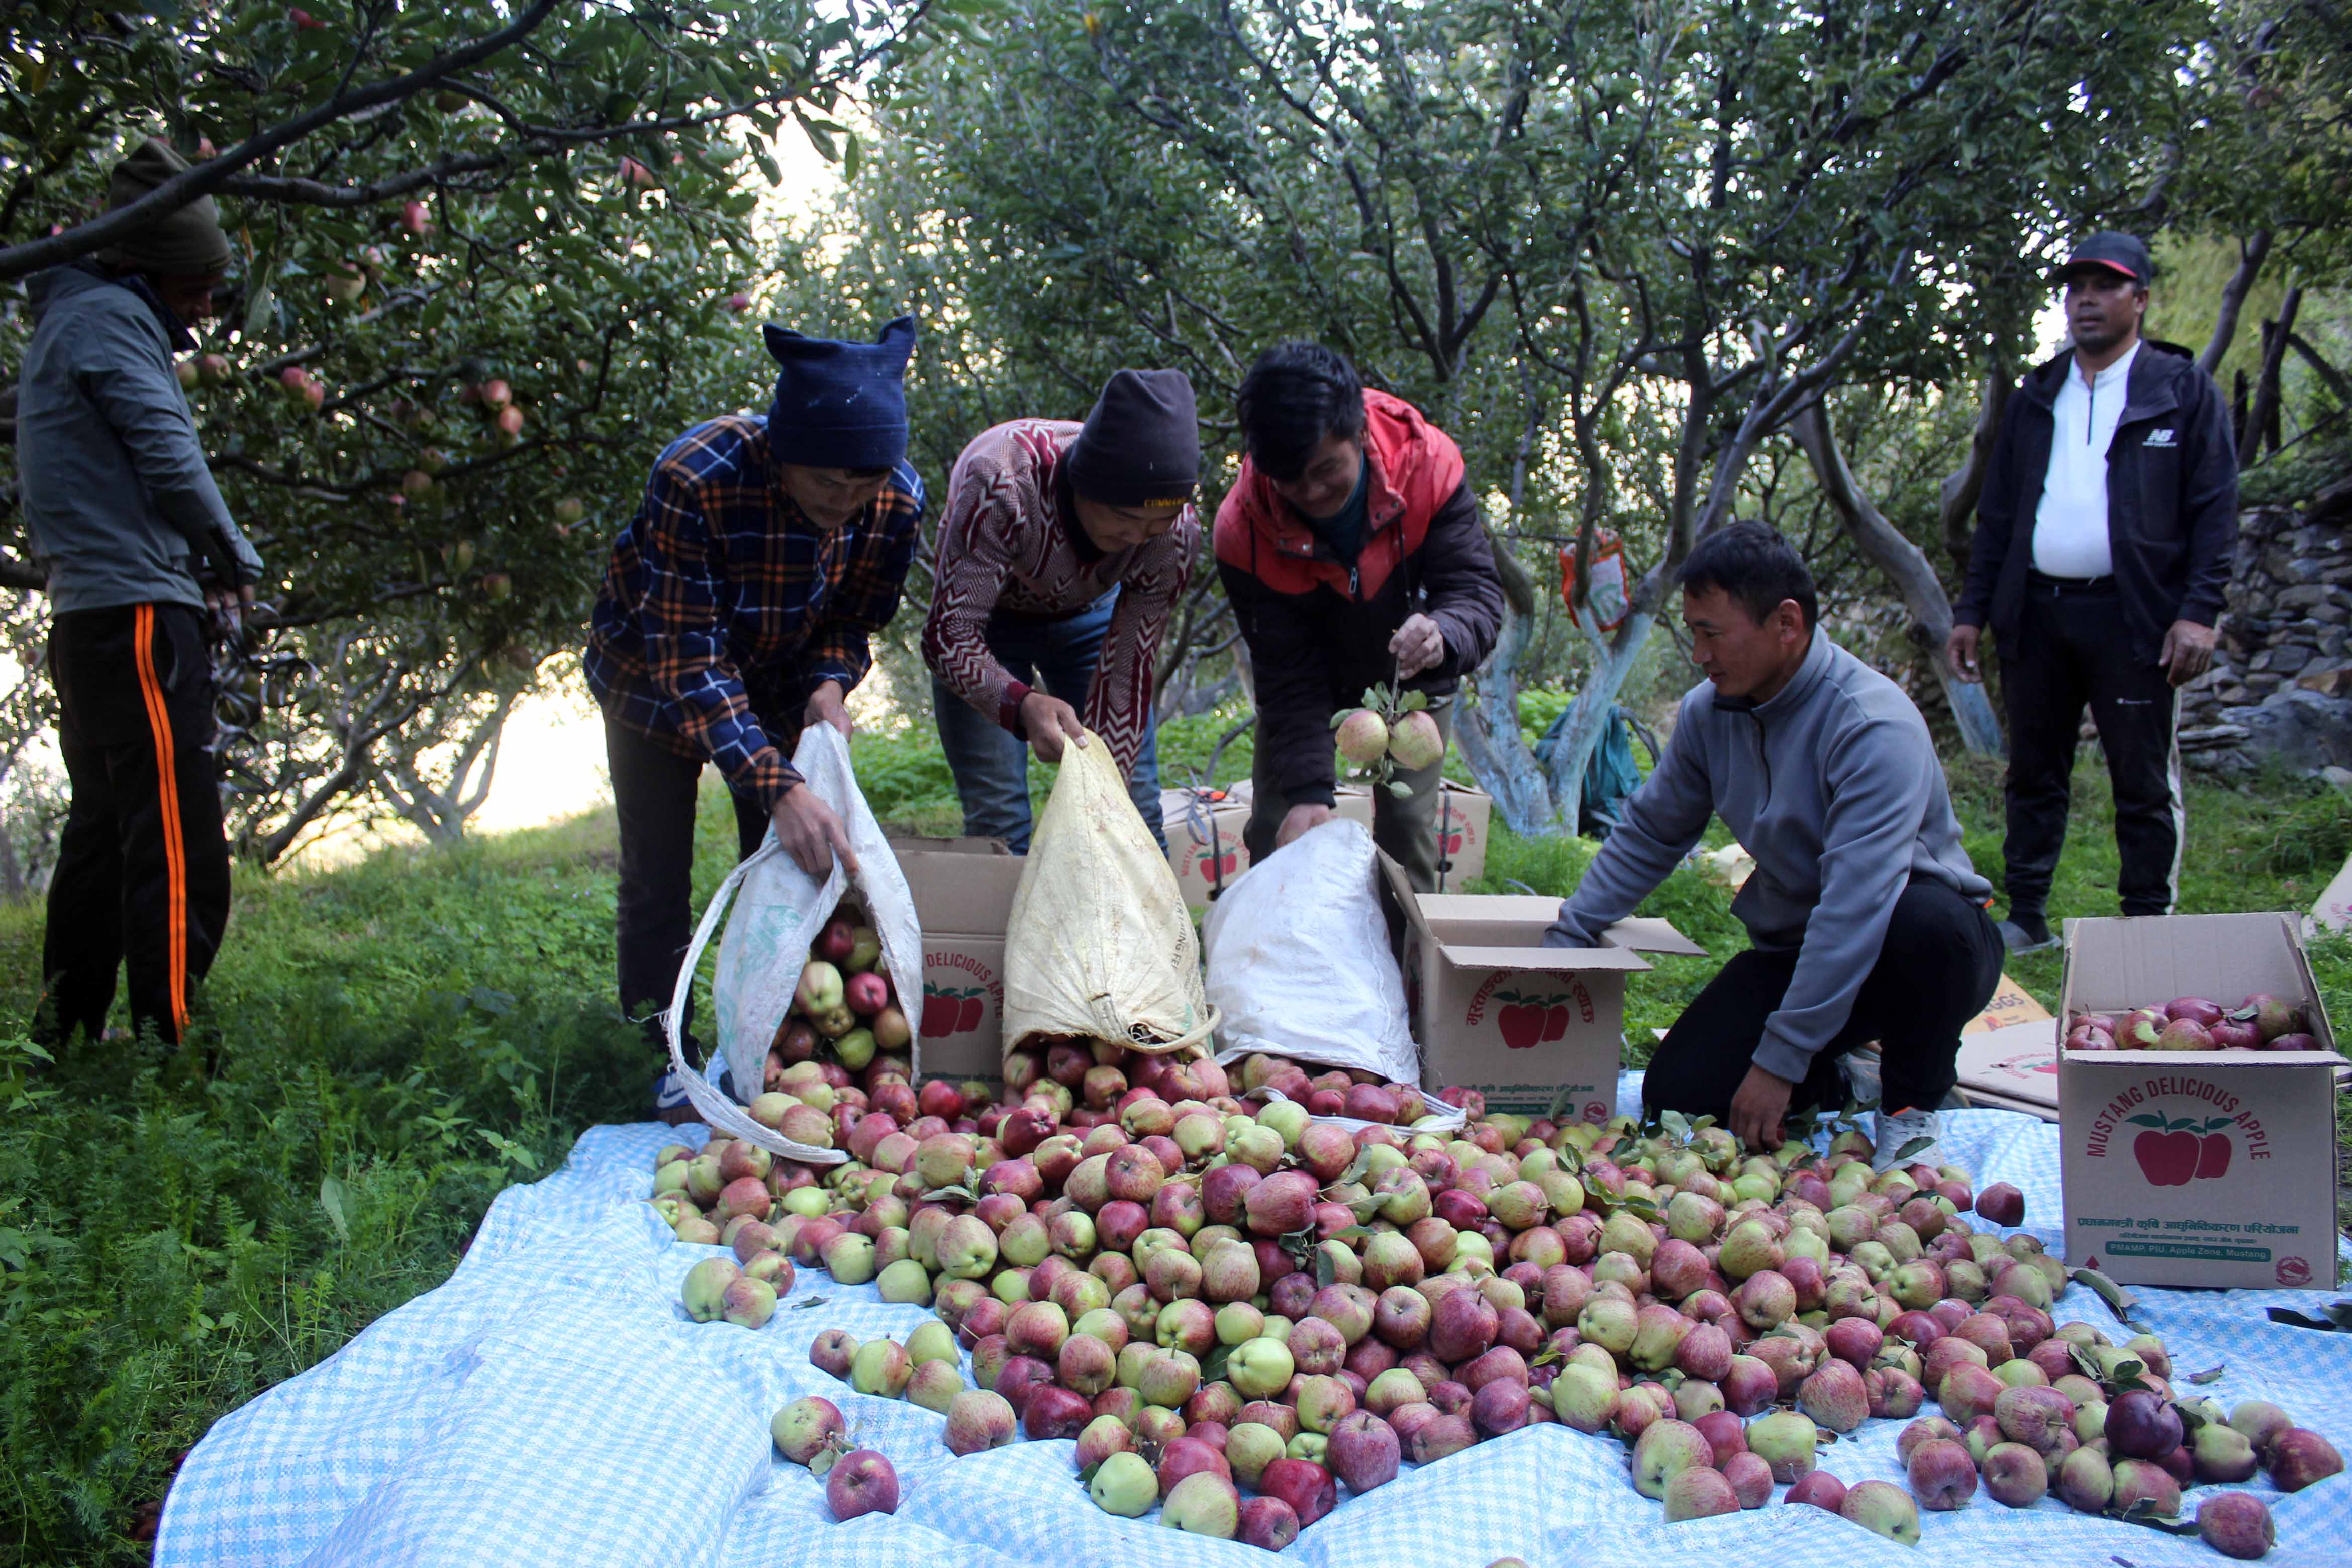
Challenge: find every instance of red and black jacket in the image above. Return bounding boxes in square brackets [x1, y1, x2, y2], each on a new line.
[1214, 390, 1504, 809]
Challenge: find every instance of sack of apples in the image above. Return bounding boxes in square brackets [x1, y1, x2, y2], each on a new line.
[666, 725, 923, 1161]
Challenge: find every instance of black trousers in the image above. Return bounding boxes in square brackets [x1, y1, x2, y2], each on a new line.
[2000, 578, 2182, 919]
[606, 714, 769, 1051]
[1642, 878, 2003, 1120]
[41, 603, 232, 1048]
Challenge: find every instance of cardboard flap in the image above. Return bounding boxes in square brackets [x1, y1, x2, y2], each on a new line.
[1420, 893, 1559, 923]
[1435, 942, 1652, 973]
[1597, 917, 1707, 957]
[888, 836, 1026, 937]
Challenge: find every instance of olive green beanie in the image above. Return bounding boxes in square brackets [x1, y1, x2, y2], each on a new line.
[95, 137, 232, 278]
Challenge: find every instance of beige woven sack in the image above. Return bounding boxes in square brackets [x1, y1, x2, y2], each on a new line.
[1001, 734, 1217, 1060]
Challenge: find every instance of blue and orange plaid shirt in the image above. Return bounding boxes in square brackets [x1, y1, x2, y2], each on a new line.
[585, 415, 923, 808]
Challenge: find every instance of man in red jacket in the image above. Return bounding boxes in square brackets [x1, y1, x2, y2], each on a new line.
[1217, 344, 1504, 891]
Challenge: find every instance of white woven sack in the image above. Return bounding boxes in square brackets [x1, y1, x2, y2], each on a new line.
[1204, 817, 1428, 1088]
[1002, 735, 1217, 1057]
[663, 724, 922, 1162]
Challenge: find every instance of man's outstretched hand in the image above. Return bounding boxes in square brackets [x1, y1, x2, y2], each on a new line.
[770, 782, 858, 878]
[1727, 1063, 1794, 1151]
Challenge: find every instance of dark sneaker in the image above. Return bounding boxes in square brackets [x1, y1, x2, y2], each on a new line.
[652, 1065, 703, 1126]
[1997, 915, 2056, 954]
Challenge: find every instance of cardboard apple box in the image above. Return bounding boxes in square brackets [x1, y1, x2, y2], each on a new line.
[888, 836, 1026, 1089]
[1161, 787, 1252, 914]
[1328, 780, 1492, 890]
[2057, 912, 2342, 1291]
[1379, 857, 1702, 1122]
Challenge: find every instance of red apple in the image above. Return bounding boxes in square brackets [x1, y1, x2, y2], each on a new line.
[1257, 1457, 1336, 1526]
[823, 1449, 899, 1520]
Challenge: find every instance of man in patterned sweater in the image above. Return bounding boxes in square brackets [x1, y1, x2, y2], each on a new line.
[587, 317, 920, 1119]
[925, 369, 1199, 851]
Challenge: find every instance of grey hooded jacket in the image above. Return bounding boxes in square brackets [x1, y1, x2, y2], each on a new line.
[16, 264, 261, 613]
[1544, 632, 1991, 1084]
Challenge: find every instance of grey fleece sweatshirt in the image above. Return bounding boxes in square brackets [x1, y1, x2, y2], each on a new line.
[1544, 632, 1990, 1084]
[17, 264, 261, 613]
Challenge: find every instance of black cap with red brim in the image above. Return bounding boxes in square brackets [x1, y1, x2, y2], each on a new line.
[2053, 231, 2154, 284]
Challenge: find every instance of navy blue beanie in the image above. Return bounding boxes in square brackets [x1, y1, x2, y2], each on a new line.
[763, 315, 917, 470]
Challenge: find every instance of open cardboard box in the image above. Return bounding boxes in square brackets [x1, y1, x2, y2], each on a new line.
[1161, 787, 1252, 914]
[2057, 912, 2342, 1291]
[1225, 777, 1495, 893]
[1378, 857, 1702, 1122]
[1336, 781, 1494, 891]
[888, 836, 1027, 1088]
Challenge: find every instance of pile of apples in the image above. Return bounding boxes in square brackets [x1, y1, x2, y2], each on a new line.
[650, 1040, 2337, 1552]
[2065, 994, 2316, 1052]
[1876, 1340, 2339, 1558]
[1232, 1053, 1433, 1125]
[765, 901, 915, 1090]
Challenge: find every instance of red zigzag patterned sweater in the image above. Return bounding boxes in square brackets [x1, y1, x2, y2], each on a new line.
[923, 419, 1198, 777]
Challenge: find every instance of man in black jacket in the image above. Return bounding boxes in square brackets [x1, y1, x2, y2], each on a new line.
[1949, 232, 2238, 951]
[1214, 344, 1504, 891]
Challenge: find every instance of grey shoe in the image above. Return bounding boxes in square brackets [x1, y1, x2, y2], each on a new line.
[1997, 916, 2056, 955]
[1873, 1107, 1944, 1173]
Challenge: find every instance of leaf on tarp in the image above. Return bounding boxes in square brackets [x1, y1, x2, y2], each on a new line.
[2069, 1266, 2147, 1330]
[2187, 1363, 2227, 1385]
[2112, 1496, 2195, 1533]
[789, 1294, 832, 1311]
[318, 1175, 352, 1243]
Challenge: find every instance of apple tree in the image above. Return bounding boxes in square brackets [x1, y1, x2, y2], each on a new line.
[0, 0, 933, 859]
[786, 0, 2201, 831]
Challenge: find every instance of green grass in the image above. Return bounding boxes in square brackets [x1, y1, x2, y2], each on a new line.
[2, 725, 2348, 1564]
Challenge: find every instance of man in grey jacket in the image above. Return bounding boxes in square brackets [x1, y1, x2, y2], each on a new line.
[1544, 524, 2000, 1168]
[18, 137, 263, 1049]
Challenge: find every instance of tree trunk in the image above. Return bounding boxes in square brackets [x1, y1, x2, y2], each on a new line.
[1453, 540, 1562, 836]
[1937, 370, 2008, 571]
[2198, 231, 2273, 377]
[1541, 606, 1656, 831]
[2240, 286, 2303, 468]
[1793, 403, 2005, 757]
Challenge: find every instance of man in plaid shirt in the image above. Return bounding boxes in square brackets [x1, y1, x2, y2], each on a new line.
[587, 316, 919, 1118]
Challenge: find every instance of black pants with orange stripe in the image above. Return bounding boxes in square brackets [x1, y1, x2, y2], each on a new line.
[41, 602, 232, 1048]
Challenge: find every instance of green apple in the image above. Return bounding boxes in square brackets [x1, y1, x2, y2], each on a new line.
[1228, 1336, 1296, 1400]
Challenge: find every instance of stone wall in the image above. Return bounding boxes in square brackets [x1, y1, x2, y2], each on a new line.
[2178, 474, 2352, 777]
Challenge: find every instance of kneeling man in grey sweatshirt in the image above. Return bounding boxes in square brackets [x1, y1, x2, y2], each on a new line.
[1544, 523, 2001, 1169]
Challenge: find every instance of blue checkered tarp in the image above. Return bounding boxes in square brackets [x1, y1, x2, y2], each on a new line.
[155, 1073, 2352, 1567]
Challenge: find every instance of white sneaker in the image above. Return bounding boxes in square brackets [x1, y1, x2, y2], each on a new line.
[1873, 1107, 1943, 1173]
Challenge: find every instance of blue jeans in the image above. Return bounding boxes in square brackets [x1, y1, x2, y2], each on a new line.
[932, 589, 1164, 854]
